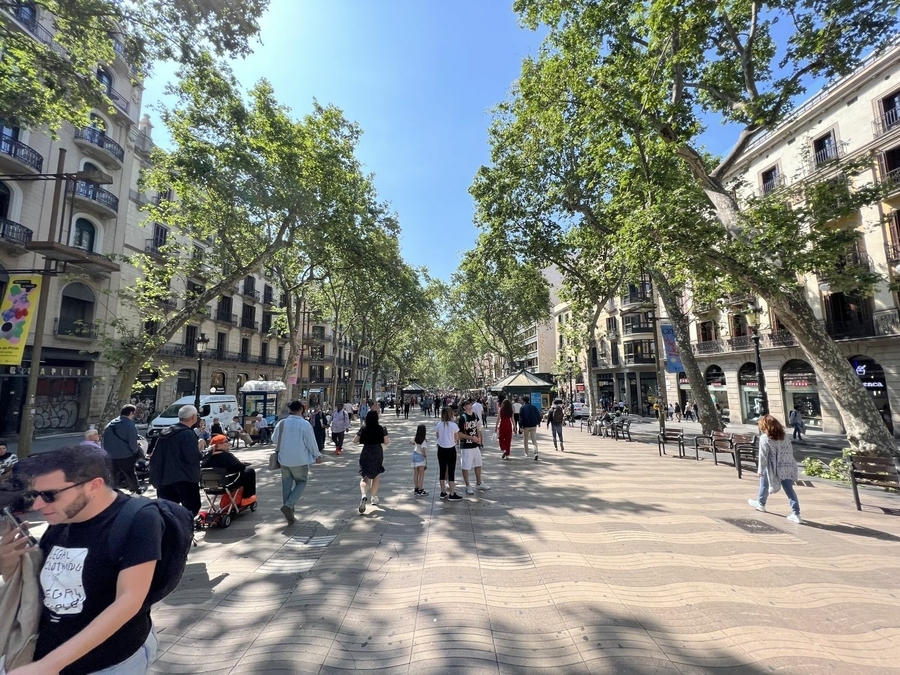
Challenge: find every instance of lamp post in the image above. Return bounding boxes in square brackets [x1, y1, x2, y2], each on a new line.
[567, 358, 575, 404]
[193, 332, 210, 410]
[9, 149, 114, 458]
[745, 306, 768, 416]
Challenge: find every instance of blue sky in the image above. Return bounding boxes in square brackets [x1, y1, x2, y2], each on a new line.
[142, 0, 545, 281]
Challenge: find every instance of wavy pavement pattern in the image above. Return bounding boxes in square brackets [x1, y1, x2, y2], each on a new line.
[148, 416, 900, 673]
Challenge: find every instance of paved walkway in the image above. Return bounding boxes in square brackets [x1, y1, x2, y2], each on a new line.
[150, 413, 900, 674]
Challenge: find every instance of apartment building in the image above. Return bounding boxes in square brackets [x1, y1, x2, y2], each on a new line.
[292, 321, 370, 407]
[0, 1, 137, 437]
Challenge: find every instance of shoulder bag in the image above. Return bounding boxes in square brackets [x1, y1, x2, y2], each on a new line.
[268, 420, 283, 470]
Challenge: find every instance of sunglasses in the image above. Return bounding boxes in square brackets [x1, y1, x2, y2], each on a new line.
[25, 479, 91, 504]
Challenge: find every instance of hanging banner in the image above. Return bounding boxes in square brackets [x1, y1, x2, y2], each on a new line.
[0, 277, 41, 366]
[288, 355, 300, 385]
[660, 323, 683, 374]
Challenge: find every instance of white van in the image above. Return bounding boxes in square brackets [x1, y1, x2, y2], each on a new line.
[147, 394, 239, 437]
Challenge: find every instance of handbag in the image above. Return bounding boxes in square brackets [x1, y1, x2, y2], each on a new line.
[268, 420, 283, 470]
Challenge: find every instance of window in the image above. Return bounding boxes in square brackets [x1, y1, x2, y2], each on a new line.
[215, 332, 226, 358]
[241, 304, 256, 329]
[16, 2, 37, 23]
[72, 218, 95, 251]
[261, 312, 272, 333]
[0, 121, 18, 141]
[263, 284, 274, 304]
[184, 325, 197, 356]
[152, 223, 167, 249]
[730, 313, 749, 337]
[240, 337, 250, 361]
[309, 365, 324, 382]
[761, 166, 780, 195]
[57, 283, 95, 336]
[260, 342, 269, 363]
[606, 317, 618, 335]
[310, 345, 324, 359]
[879, 89, 900, 134]
[623, 340, 655, 362]
[699, 320, 718, 342]
[813, 131, 837, 166]
[611, 343, 620, 366]
[89, 113, 106, 133]
[187, 281, 204, 298]
[0, 183, 10, 219]
[96, 67, 113, 95]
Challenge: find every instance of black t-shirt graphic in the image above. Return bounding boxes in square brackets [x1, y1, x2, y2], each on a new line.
[458, 412, 479, 448]
[35, 493, 164, 675]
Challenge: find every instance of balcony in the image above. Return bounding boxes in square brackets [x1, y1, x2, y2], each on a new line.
[74, 127, 124, 167]
[303, 332, 332, 342]
[622, 324, 654, 336]
[241, 318, 259, 331]
[763, 330, 797, 348]
[726, 335, 753, 351]
[759, 174, 785, 197]
[110, 36, 136, 75]
[263, 291, 276, 306]
[813, 142, 845, 168]
[693, 339, 724, 355]
[881, 165, 900, 194]
[725, 293, 753, 306]
[53, 318, 99, 339]
[824, 318, 876, 340]
[157, 344, 188, 358]
[215, 310, 237, 325]
[0, 217, 33, 254]
[886, 241, 900, 262]
[161, 297, 177, 310]
[144, 239, 166, 257]
[12, 8, 64, 54]
[23, 240, 119, 277]
[103, 83, 131, 117]
[67, 180, 118, 216]
[241, 287, 260, 302]
[620, 288, 653, 310]
[624, 354, 656, 365]
[874, 107, 900, 137]
[0, 135, 43, 173]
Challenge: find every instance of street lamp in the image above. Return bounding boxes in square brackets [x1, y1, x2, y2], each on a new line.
[193, 332, 210, 410]
[566, 358, 575, 404]
[745, 306, 769, 416]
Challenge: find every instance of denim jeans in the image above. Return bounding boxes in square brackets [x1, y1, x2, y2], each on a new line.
[758, 473, 800, 515]
[281, 464, 310, 508]
[551, 424, 564, 447]
[792, 422, 803, 440]
[91, 629, 158, 674]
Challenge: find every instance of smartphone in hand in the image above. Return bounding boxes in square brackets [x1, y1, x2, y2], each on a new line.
[2, 506, 37, 547]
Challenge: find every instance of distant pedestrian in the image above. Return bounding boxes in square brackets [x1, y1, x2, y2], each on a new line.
[103, 404, 143, 494]
[674, 402, 682, 422]
[411, 423, 429, 496]
[435, 406, 463, 500]
[748, 415, 802, 523]
[227, 416, 253, 447]
[310, 403, 328, 453]
[354, 409, 390, 513]
[80, 428, 104, 453]
[359, 399, 370, 421]
[272, 400, 322, 525]
[331, 403, 351, 456]
[495, 398, 513, 459]
[404, 398, 411, 419]
[788, 407, 804, 441]
[519, 396, 541, 460]
[254, 413, 271, 445]
[513, 397, 522, 434]
[396, 398, 402, 417]
[546, 398, 566, 452]
[210, 417, 224, 436]
[195, 419, 211, 451]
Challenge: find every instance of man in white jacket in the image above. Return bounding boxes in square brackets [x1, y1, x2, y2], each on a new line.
[331, 404, 351, 456]
[272, 401, 322, 524]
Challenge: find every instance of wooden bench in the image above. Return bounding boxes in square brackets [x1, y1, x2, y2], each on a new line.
[613, 418, 632, 442]
[729, 433, 758, 479]
[849, 455, 900, 515]
[657, 427, 685, 457]
[693, 431, 731, 463]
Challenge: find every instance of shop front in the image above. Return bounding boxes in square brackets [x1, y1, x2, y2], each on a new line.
[596, 373, 615, 406]
[132, 369, 159, 424]
[739, 362, 764, 423]
[640, 372, 659, 416]
[677, 371, 691, 409]
[705, 365, 730, 423]
[849, 355, 892, 434]
[780, 359, 822, 429]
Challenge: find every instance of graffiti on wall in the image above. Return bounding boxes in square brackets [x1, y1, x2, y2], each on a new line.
[33, 394, 80, 430]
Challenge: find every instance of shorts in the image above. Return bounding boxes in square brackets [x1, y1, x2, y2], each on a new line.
[412, 452, 426, 468]
[460, 446, 482, 470]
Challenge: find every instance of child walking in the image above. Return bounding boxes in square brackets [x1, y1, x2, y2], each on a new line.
[411, 424, 429, 496]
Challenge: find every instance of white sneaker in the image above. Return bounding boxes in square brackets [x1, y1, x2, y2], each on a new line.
[358, 495, 367, 514]
[748, 499, 766, 513]
[466, 486, 475, 495]
[476, 483, 491, 491]
[787, 513, 803, 524]
[371, 496, 379, 506]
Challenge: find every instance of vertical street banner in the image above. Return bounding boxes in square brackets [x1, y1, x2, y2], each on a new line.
[288, 355, 299, 385]
[660, 323, 684, 373]
[0, 277, 42, 366]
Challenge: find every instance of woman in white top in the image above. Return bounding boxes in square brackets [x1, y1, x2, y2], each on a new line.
[434, 406, 463, 501]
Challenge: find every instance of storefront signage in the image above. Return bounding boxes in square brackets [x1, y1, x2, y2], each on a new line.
[784, 378, 814, 388]
[0, 277, 42, 366]
[576, 383, 585, 392]
[2, 365, 89, 377]
[863, 381, 885, 388]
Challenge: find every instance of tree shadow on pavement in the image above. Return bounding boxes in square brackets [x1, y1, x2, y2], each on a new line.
[801, 520, 900, 542]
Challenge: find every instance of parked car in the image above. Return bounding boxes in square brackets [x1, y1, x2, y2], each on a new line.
[572, 401, 587, 419]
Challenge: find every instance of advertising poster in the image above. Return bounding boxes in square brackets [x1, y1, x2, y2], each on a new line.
[0, 277, 41, 366]
[660, 323, 683, 373]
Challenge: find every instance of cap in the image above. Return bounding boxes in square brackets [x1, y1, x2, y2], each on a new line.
[210, 434, 228, 446]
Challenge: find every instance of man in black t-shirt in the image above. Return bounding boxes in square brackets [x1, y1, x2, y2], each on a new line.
[0, 445, 163, 674]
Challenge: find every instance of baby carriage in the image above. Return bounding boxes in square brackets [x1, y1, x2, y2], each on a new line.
[195, 467, 257, 529]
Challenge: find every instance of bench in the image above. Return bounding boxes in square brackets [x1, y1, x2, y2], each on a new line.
[657, 427, 685, 457]
[730, 433, 758, 479]
[693, 431, 731, 463]
[849, 455, 900, 515]
[613, 418, 632, 442]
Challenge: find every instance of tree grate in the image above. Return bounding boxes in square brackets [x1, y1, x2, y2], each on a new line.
[721, 518, 785, 534]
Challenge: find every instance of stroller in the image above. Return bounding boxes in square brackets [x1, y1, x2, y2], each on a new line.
[195, 467, 257, 529]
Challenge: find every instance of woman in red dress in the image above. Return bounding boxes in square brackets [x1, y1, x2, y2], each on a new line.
[496, 398, 514, 459]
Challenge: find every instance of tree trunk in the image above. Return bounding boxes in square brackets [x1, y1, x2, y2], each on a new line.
[700, 181, 895, 456]
[101, 357, 152, 429]
[653, 272, 724, 435]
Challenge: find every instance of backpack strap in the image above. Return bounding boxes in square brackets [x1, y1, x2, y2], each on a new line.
[109, 495, 156, 564]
